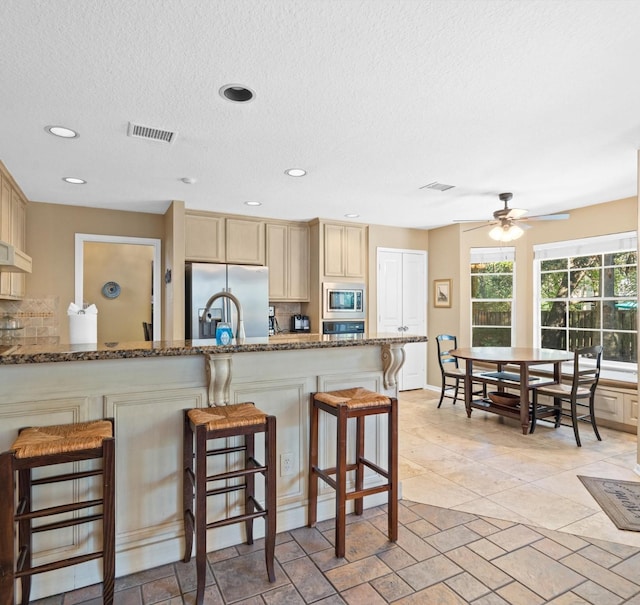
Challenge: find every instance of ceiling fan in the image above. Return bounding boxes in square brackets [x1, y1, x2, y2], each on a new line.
[454, 192, 570, 241]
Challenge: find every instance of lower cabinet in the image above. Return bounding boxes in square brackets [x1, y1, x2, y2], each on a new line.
[593, 386, 637, 432]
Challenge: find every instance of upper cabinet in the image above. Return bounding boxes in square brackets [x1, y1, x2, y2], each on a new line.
[323, 222, 367, 279]
[266, 222, 309, 301]
[185, 212, 265, 265]
[0, 162, 30, 299]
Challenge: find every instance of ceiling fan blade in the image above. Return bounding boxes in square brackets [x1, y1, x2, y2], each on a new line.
[463, 222, 496, 233]
[505, 208, 528, 220]
[523, 213, 570, 221]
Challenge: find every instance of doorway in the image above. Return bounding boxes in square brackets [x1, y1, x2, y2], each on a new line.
[75, 234, 161, 341]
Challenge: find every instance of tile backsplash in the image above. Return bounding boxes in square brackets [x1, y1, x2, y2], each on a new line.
[0, 296, 59, 341]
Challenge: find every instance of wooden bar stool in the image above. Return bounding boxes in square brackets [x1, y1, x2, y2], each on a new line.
[0, 419, 115, 605]
[308, 387, 398, 558]
[183, 404, 276, 605]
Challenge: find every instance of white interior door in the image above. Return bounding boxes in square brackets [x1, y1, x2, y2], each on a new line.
[377, 248, 427, 390]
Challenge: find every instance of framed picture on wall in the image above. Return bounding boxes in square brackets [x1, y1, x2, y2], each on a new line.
[434, 279, 452, 308]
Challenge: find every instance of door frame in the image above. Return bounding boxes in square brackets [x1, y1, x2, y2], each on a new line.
[74, 233, 162, 341]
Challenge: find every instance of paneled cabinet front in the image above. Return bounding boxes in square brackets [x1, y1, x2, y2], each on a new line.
[0, 165, 28, 299]
[226, 217, 265, 265]
[323, 222, 366, 279]
[266, 222, 309, 301]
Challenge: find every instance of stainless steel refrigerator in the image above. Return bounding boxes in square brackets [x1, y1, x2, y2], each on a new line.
[185, 263, 269, 340]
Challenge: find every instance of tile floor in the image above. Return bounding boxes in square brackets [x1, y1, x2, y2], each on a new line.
[32, 389, 640, 604]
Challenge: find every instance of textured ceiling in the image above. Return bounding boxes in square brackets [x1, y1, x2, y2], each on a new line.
[1, 0, 639, 229]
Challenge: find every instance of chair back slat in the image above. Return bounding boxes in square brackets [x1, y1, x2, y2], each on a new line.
[436, 334, 459, 374]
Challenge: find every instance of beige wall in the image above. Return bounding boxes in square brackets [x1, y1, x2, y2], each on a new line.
[427, 196, 638, 389]
[83, 242, 154, 342]
[26, 202, 164, 339]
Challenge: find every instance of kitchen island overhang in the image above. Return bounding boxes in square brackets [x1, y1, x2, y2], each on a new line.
[0, 333, 426, 600]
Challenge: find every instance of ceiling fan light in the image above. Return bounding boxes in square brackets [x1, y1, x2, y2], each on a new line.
[489, 224, 523, 242]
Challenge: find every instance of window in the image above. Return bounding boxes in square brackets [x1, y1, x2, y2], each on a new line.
[470, 247, 515, 346]
[534, 233, 637, 372]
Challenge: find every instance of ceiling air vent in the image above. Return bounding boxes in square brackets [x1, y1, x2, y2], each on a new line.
[127, 122, 177, 143]
[420, 181, 455, 192]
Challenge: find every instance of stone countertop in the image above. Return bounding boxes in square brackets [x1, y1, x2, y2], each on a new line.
[0, 332, 428, 365]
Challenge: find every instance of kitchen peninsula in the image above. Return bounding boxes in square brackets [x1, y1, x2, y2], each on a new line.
[0, 332, 426, 600]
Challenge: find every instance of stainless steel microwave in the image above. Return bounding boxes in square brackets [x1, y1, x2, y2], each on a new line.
[323, 282, 366, 319]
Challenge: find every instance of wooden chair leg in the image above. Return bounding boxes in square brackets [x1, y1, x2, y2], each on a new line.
[335, 405, 347, 558]
[570, 398, 582, 447]
[437, 378, 446, 408]
[265, 416, 276, 582]
[245, 433, 255, 545]
[17, 467, 32, 605]
[388, 399, 398, 543]
[102, 438, 116, 605]
[308, 397, 319, 528]
[194, 425, 208, 605]
[183, 412, 194, 563]
[0, 453, 14, 605]
[588, 395, 602, 441]
[354, 416, 364, 516]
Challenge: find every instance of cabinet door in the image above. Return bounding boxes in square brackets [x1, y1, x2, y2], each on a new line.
[226, 218, 265, 265]
[266, 223, 287, 299]
[324, 224, 344, 277]
[185, 213, 225, 262]
[288, 224, 309, 300]
[10, 191, 27, 297]
[344, 225, 366, 278]
[0, 177, 11, 296]
[624, 391, 638, 426]
[593, 388, 624, 423]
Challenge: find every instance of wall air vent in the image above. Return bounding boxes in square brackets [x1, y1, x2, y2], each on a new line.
[127, 122, 177, 143]
[420, 182, 455, 191]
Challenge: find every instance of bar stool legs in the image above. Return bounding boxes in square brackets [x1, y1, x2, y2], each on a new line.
[308, 388, 398, 559]
[0, 419, 115, 605]
[183, 404, 276, 605]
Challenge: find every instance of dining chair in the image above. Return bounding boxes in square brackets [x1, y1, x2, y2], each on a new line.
[531, 345, 603, 446]
[436, 334, 465, 407]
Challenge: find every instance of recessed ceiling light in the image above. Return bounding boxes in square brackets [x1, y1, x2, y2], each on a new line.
[63, 177, 86, 184]
[344, 213, 360, 219]
[244, 201, 262, 207]
[285, 168, 307, 177]
[46, 125, 78, 138]
[219, 84, 255, 103]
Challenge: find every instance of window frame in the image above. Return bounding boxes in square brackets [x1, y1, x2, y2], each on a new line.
[470, 247, 516, 347]
[533, 232, 638, 381]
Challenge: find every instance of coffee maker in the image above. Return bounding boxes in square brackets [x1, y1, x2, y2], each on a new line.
[291, 314, 310, 332]
[268, 305, 276, 335]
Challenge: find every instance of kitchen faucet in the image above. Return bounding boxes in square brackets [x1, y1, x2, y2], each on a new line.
[202, 290, 245, 343]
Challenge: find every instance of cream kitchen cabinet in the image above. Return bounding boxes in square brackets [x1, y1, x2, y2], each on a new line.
[226, 217, 265, 265]
[592, 385, 637, 432]
[0, 163, 29, 299]
[323, 222, 367, 279]
[185, 212, 265, 265]
[266, 222, 309, 301]
[185, 211, 225, 262]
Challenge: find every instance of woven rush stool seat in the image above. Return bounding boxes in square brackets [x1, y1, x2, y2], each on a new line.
[0, 419, 115, 605]
[308, 387, 398, 558]
[183, 403, 276, 605]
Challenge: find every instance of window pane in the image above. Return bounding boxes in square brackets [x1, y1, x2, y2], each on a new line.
[541, 259, 567, 271]
[472, 327, 511, 347]
[613, 266, 637, 297]
[568, 330, 601, 350]
[472, 302, 511, 326]
[541, 328, 566, 350]
[540, 271, 568, 299]
[569, 301, 600, 328]
[471, 275, 513, 298]
[541, 301, 566, 327]
[603, 331, 637, 363]
[570, 255, 600, 269]
[603, 300, 638, 330]
[604, 251, 637, 266]
[471, 261, 513, 274]
[570, 268, 600, 297]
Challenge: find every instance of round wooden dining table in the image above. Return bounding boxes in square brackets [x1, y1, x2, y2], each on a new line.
[450, 347, 574, 434]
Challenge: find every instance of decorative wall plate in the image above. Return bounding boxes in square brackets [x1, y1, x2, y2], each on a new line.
[102, 281, 121, 299]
